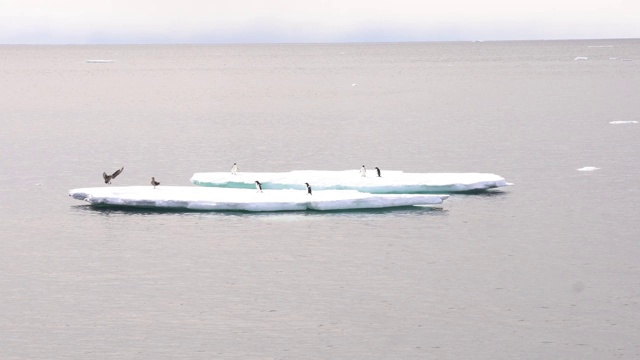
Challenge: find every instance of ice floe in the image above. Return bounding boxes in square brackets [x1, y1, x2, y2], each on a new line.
[190, 170, 511, 193]
[609, 121, 638, 124]
[577, 167, 599, 171]
[69, 186, 449, 212]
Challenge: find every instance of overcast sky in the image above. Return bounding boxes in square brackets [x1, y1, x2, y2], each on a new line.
[1, 0, 639, 44]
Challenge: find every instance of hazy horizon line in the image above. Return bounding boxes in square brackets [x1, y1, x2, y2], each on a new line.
[1, 36, 638, 46]
[3, 20, 640, 45]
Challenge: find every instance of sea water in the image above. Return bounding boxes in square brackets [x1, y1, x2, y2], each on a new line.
[1, 40, 640, 359]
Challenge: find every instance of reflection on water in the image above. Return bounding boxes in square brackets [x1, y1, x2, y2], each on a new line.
[452, 189, 510, 197]
[447, 189, 510, 203]
[70, 203, 448, 220]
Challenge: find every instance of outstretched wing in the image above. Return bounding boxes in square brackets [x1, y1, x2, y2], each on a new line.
[103, 172, 108, 180]
[112, 167, 124, 178]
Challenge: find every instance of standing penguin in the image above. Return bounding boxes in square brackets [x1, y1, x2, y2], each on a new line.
[360, 165, 366, 177]
[231, 163, 238, 175]
[255, 180, 263, 193]
[305, 182, 312, 195]
[375, 167, 381, 177]
[151, 177, 160, 189]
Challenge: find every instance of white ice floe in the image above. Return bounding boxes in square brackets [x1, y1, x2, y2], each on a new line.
[577, 167, 599, 171]
[574, 56, 589, 60]
[190, 170, 511, 193]
[85, 60, 114, 63]
[69, 186, 449, 212]
[609, 121, 638, 124]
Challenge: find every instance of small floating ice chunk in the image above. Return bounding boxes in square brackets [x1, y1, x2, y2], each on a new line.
[352, 83, 357, 86]
[86, 59, 114, 63]
[577, 167, 599, 171]
[609, 121, 638, 124]
[574, 57, 589, 61]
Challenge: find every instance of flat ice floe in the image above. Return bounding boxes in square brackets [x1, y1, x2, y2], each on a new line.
[69, 186, 448, 212]
[190, 170, 510, 193]
[577, 167, 599, 171]
[609, 121, 638, 124]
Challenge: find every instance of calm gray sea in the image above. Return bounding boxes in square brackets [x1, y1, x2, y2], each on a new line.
[1, 40, 639, 359]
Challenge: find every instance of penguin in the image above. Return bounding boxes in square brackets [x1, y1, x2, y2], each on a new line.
[360, 165, 366, 177]
[231, 163, 238, 175]
[375, 167, 381, 177]
[151, 177, 160, 189]
[103, 167, 124, 184]
[305, 182, 312, 195]
[255, 180, 263, 193]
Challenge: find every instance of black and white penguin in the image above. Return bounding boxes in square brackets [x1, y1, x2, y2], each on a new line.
[231, 163, 238, 175]
[103, 167, 124, 184]
[151, 177, 160, 189]
[375, 167, 381, 177]
[255, 180, 263, 193]
[305, 182, 312, 195]
[360, 165, 366, 177]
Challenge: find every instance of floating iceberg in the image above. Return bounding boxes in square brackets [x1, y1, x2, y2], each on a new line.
[190, 170, 510, 194]
[69, 186, 448, 212]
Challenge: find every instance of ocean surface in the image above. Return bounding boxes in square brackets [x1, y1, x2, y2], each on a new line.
[1, 40, 639, 359]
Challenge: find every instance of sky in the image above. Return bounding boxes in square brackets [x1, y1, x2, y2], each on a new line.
[1, 0, 639, 44]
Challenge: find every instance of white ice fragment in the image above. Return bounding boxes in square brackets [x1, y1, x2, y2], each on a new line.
[609, 121, 638, 124]
[574, 57, 589, 61]
[577, 167, 599, 171]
